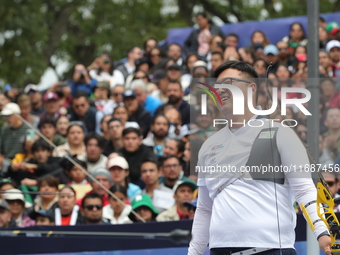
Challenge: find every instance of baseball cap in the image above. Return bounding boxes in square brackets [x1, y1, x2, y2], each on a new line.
[264, 45, 278, 56]
[95, 81, 110, 91]
[167, 64, 181, 71]
[326, 22, 340, 35]
[0, 199, 9, 211]
[173, 180, 197, 193]
[326, 40, 340, 53]
[123, 90, 136, 100]
[24, 84, 38, 94]
[43, 92, 59, 102]
[107, 156, 129, 170]
[184, 198, 197, 208]
[151, 69, 167, 84]
[1, 102, 21, 116]
[128, 194, 159, 221]
[29, 209, 54, 222]
[135, 57, 149, 69]
[91, 167, 113, 185]
[4, 188, 25, 203]
[193, 60, 208, 69]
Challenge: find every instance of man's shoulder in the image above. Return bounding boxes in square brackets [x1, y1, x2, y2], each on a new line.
[142, 136, 155, 147]
[157, 183, 174, 193]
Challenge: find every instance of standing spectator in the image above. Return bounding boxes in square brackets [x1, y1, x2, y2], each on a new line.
[56, 115, 69, 138]
[151, 70, 169, 104]
[68, 64, 97, 96]
[102, 184, 132, 224]
[17, 94, 39, 128]
[123, 90, 151, 138]
[80, 193, 107, 225]
[4, 189, 35, 227]
[282, 22, 308, 51]
[40, 92, 61, 120]
[0, 199, 15, 228]
[38, 118, 66, 146]
[83, 132, 108, 174]
[103, 118, 124, 156]
[167, 43, 184, 66]
[116, 128, 157, 185]
[224, 33, 239, 48]
[323, 108, 340, 160]
[116, 47, 143, 80]
[70, 91, 104, 135]
[156, 180, 196, 221]
[0, 103, 29, 159]
[93, 81, 117, 115]
[128, 194, 158, 222]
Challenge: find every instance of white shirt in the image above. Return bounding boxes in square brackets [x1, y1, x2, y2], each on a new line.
[89, 69, 125, 88]
[82, 154, 108, 174]
[189, 117, 328, 254]
[102, 204, 132, 224]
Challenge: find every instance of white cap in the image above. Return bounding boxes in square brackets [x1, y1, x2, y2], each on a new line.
[107, 156, 129, 169]
[24, 84, 38, 94]
[326, 40, 340, 53]
[1, 102, 21, 115]
[193, 60, 208, 69]
[4, 189, 25, 203]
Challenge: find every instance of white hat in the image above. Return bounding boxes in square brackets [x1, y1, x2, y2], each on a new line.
[326, 40, 340, 53]
[1, 102, 21, 116]
[193, 60, 208, 69]
[107, 156, 129, 169]
[24, 84, 38, 94]
[4, 189, 25, 203]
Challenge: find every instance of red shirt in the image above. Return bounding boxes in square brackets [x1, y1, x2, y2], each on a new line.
[176, 206, 189, 220]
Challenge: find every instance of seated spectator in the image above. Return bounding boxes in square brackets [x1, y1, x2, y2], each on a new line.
[144, 37, 158, 56]
[159, 155, 194, 189]
[140, 159, 173, 213]
[151, 70, 169, 104]
[116, 128, 157, 184]
[47, 81, 72, 110]
[93, 81, 117, 115]
[210, 52, 224, 75]
[163, 139, 186, 168]
[11, 130, 40, 166]
[326, 40, 340, 78]
[70, 91, 104, 135]
[195, 107, 216, 139]
[131, 70, 157, 94]
[281, 22, 308, 51]
[80, 193, 108, 225]
[253, 58, 268, 78]
[17, 94, 39, 128]
[0, 103, 29, 159]
[156, 180, 196, 221]
[116, 47, 143, 80]
[29, 209, 55, 226]
[64, 157, 89, 186]
[264, 45, 279, 74]
[107, 156, 141, 200]
[223, 46, 240, 61]
[276, 41, 296, 68]
[321, 170, 340, 212]
[111, 85, 125, 105]
[123, 90, 151, 138]
[40, 92, 62, 120]
[112, 106, 140, 129]
[148, 47, 164, 71]
[323, 108, 340, 160]
[224, 32, 239, 48]
[251, 30, 270, 48]
[183, 139, 204, 179]
[131, 80, 162, 116]
[4, 189, 35, 227]
[0, 199, 16, 228]
[53, 121, 86, 158]
[103, 118, 124, 156]
[38, 118, 66, 146]
[143, 115, 170, 156]
[164, 106, 183, 139]
[100, 115, 112, 141]
[238, 47, 255, 65]
[54, 186, 83, 226]
[25, 86, 45, 117]
[102, 184, 132, 224]
[181, 53, 200, 89]
[167, 43, 184, 66]
[321, 78, 340, 108]
[56, 115, 70, 138]
[128, 194, 158, 222]
[68, 64, 97, 96]
[83, 133, 107, 174]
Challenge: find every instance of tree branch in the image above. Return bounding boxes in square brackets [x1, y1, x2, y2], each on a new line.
[176, 0, 197, 26]
[198, 0, 230, 23]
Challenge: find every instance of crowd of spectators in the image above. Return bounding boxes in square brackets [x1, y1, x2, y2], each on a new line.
[1, 12, 340, 228]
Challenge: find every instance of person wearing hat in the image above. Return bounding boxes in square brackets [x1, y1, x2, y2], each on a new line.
[263, 44, 280, 74]
[326, 22, 340, 41]
[156, 180, 196, 222]
[29, 209, 55, 226]
[326, 40, 340, 78]
[184, 198, 197, 220]
[39, 91, 62, 121]
[0, 198, 16, 228]
[151, 69, 169, 104]
[167, 64, 182, 81]
[0, 102, 30, 159]
[192, 60, 209, 79]
[93, 81, 117, 115]
[128, 194, 158, 222]
[123, 89, 152, 138]
[4, 188, 35, 227]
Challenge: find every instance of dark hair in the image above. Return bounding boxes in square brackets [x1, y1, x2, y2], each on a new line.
[141, 158, 160, 169]
[143, 37, 158, 51]
[109, 184, 128, 197]
[60, 185, 76, 194]
[214, 60, 259, 103]
[37, 175, 59, 190]
[226, 33, 239, 40]
[122, 127, 141, 137]
[251, 30, 270, 46]
[73, 91, 89, 101]
[321, 77, 335, 86]
[97, 53, 115, 75]
[195, 12, 213, 25]
[211, 51, 224, 60]
[84, 132, 106, 150]
[38, 118, 56, 129]
[152, 114, 169, 125]
[31, 139, 53, 153]
[66, 121, 85, 135]
[61, 155, 87, 173]
[133, 70, 150, 82]
[82, 192, 103, 208]
[185, 52, 200, 71]
[107, 117, 123, 126]
[171, 139, 185, 154]
[161, 155, 180, 166]
[168, 79, 183, 91]
[113, 105, 129, 115]
[168, 43, 182, 52]
[289, 22, 306, 40]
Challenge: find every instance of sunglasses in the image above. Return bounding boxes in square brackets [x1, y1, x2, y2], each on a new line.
[84, 205, 103, 210]
[326, 181, 336, 187]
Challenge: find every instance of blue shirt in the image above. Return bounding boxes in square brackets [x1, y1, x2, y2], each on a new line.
[69, 79, 98, 96]
[144, 95, 162, 116]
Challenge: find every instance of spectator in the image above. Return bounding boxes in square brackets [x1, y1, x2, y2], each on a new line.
[164, 106, 183, 139]
[112, 106, 140, 129]
[24, 85, 45, 117]
[183, 139, 204, 178]
[143, 37, 158, 55]
[323, 108, 340, 160]
[111, 84, 125, 105]
[159, 155, 194, 189]
[128, 194, 158, 222]
[167, 43, 184, 66]
[319, 26, 328, 49]
[282, 22, 308, 51]
[156, 180, 196, 221]
[321, 78, 340, 108]
[122, 90, 151, 138]
[181, 53, 200, 89]
[63, 157, 89, 187]
[4, 189, 35, 227]
[29, 209, 55, 226]
[253, 58, 268, 78]
[83, 133, 107, 174]
[167, 64, 182, 82]
[224, 33, 239, 48]
[17, 94, 39, 128]
[251, 30, 270, 48]
[319, 135, 334, 168]
[100, 115, 112, 141]
[107, 156, 141, 200]
[264, 44, 279, 73]
[130, 79, 162, 116]
[140, 159, 173, 213]
[276, 41, 296, 68]
[0, 180, 17, 199]
[116, 47, 143, 80]
[0, 103, 29, 159]
[53, 121, 86, 158]
[88, 53, 125, 88]
[321, 170, 340, 212]
[48, 81, 72, 110]
[54, 186, 83, 226]
[93, 81, 117, 115]
[148, 47, 164, 72]
[143, 115, 170, 156]
[56, 115, 69, 138]
[326, 21, 340, 41]
[70, 91, 104, 135]
[326, 40, 340, 77]
[40, 92, 61, 120]
[295, 123, 308, 145]
[68, 64, 97, 96]
[116, 128, 157, 185]
[131, 70, 157, 94]
[80, 193, 108, 224]
[163, 139, 186, 167]
[38, 118, 66, 146]
[103, 118, 124, 156]
[0, 199, 15, 228]
[319, 50, 334, 77]
[238, 47, 255, 65]
[184, 199, 197, 220]
[223, 46, 240, 61]
[151, 70, 169, 104]
[102, 184, 132, 224]
[210, 52, 224, 74]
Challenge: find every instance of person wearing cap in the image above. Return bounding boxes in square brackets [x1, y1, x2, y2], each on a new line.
[167, 64, 182, 81]
[326, 21, 340, 41]
[156, 180, 196, 222]
[107, 155, 141, 200]
[326, 40, 340, 78]
[0, 102, 30, 159]
[30, 209, 55, 226]
[0, 198, 16, 228]
[151, 69, 169, 104]
[184, 198, 197, 220]
[123, 89, 152, 138]
[264, 44, 280, 74]
[192, 60, 209, 79]
[70, 91, 105, 135]
[4, 188, 35, 227]
[17, 94, 40, 128]
[116, 47, 143, 80]
[68, 63, 98, 96]
[40, 91, 62, 121]
[93, 81, 117, 115]
[128, 194, 158, 222]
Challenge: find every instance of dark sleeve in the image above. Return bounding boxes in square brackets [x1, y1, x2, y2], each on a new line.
[35, 157, 62, 177]
[138, 111, 152, 138]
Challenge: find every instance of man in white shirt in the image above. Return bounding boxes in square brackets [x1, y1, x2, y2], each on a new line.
[188, 61, 331, 255]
